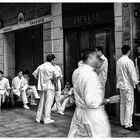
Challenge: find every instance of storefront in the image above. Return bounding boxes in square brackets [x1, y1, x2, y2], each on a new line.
[62, 3, 116, 116]
[0, 3, 64, 85]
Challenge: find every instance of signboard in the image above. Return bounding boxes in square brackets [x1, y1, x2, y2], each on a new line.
[0, 15, 52, 33]
[63, 10, 114, 29]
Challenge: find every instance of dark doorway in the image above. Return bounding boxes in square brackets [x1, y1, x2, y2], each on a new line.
[15, 25, 43, 85]
[64, 25, 116, 116]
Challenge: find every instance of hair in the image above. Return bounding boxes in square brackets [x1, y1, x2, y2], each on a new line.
[95, 46, 104, 53]
[137, 44, 140, 49]
[17, 70, 23, 74]
[46, 54, 56, 62]
[0, 70, 3, 75]
[121, 45, 130, 55]
[23, 70, 30, 75]
[82, 49, 95, 62]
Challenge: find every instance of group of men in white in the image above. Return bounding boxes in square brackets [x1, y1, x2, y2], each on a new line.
[0, 70, 40, 110]
[0, 44, 140, 137]
[68, 44, 140, 137]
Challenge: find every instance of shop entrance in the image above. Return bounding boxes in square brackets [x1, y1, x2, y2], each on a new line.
[64, 25, 116, 115]
[15, 25, 43, 84]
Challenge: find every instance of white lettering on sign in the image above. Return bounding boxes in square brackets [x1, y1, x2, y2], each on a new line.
[30, 18, 44, 26]
[0, 15, 52, 34]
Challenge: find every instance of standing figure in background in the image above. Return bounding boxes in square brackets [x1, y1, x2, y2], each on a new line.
[117, 45, 140, 131]
[135, 45, 140, 113]
[51, 57, 63, 115]
[135, 45, 140, 80]
[12, 70, 30, 110]
[33, 54, 57, 124]
[23, 70, 40, 105]
[95, 46, 108, 91]
[0, 71, 11, 111]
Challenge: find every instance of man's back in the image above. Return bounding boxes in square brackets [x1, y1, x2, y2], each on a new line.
[33, 62, 56, 91]
[117, 55, 138, 89]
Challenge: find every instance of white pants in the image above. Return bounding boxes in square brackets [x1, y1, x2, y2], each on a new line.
[120, 88, 134, 128]
[28, 86, 40, 98]
[36, 89, 55, 121]
[27, 86, 40, 103]
[0, 90, 9, 107]
[12, 89, 28, 104]
[52, 89, 62, 112]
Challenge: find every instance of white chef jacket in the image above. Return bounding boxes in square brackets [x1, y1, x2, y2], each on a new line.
[0, 77, 10, 95]
[117, 55, 139, 89]
[54, 65, 63, 90]
[32, 62, 56, 91]
[12, 76, 27, 90]
[68, 63, 111, 137]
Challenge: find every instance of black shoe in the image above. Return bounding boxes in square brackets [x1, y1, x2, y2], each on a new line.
[121, 125, 125, 128]
[125, 126, 138, 131]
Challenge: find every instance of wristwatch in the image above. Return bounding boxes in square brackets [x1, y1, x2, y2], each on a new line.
[106, 98, 110, 104]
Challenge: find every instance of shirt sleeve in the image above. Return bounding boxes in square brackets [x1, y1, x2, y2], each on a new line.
[12, 78, 16, 89]
[58, 66, 63, 79]
[83, 73, 103, 108]
[32, 67, 39, 80]
[135, 58, 139, 79]
[5, 79, 10, 89]
[99, 59, 108, 85]
[21, 78, 28, 91]
[128, 60, 139, 86]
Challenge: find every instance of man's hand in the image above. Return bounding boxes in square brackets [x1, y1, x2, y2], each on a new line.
[104, 98, 110, 105]
[109, 95, 120, 104]
[137, 84, 140, 93]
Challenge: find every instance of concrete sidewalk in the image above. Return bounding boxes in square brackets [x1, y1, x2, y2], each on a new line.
[0, 104, 140, 137]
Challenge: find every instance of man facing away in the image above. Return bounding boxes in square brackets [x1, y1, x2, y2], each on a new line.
[117, 45, 140, 131]
[68, 49, 111, 137]
[12, 70, 30, 110]
[33, 54, 57, 124]
[0, 71, 11, 111]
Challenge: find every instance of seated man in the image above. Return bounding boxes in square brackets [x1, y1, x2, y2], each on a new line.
[0, 71, 11, 111]
[60, 82, 75, 114]
[23, 70, 40, 105]
[11, 70, 30, 110]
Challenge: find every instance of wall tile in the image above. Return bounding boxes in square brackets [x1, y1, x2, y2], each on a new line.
[43, 29, 51, 41]
[43, 40, 52, 53]
[115, 16, 122, 31]
[115, 31, 122, 49]
[114, 3, 122, 17]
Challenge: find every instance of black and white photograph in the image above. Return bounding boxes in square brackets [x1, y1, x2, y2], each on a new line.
[0, 1, 140, 138]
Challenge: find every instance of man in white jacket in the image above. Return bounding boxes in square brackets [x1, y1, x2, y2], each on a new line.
[68, 49, 111, 137]
[117, 45, 140, 131]
[0, 71, 11, 111]
[33, 54, 57, 124]
[12, 70, 30, 109]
